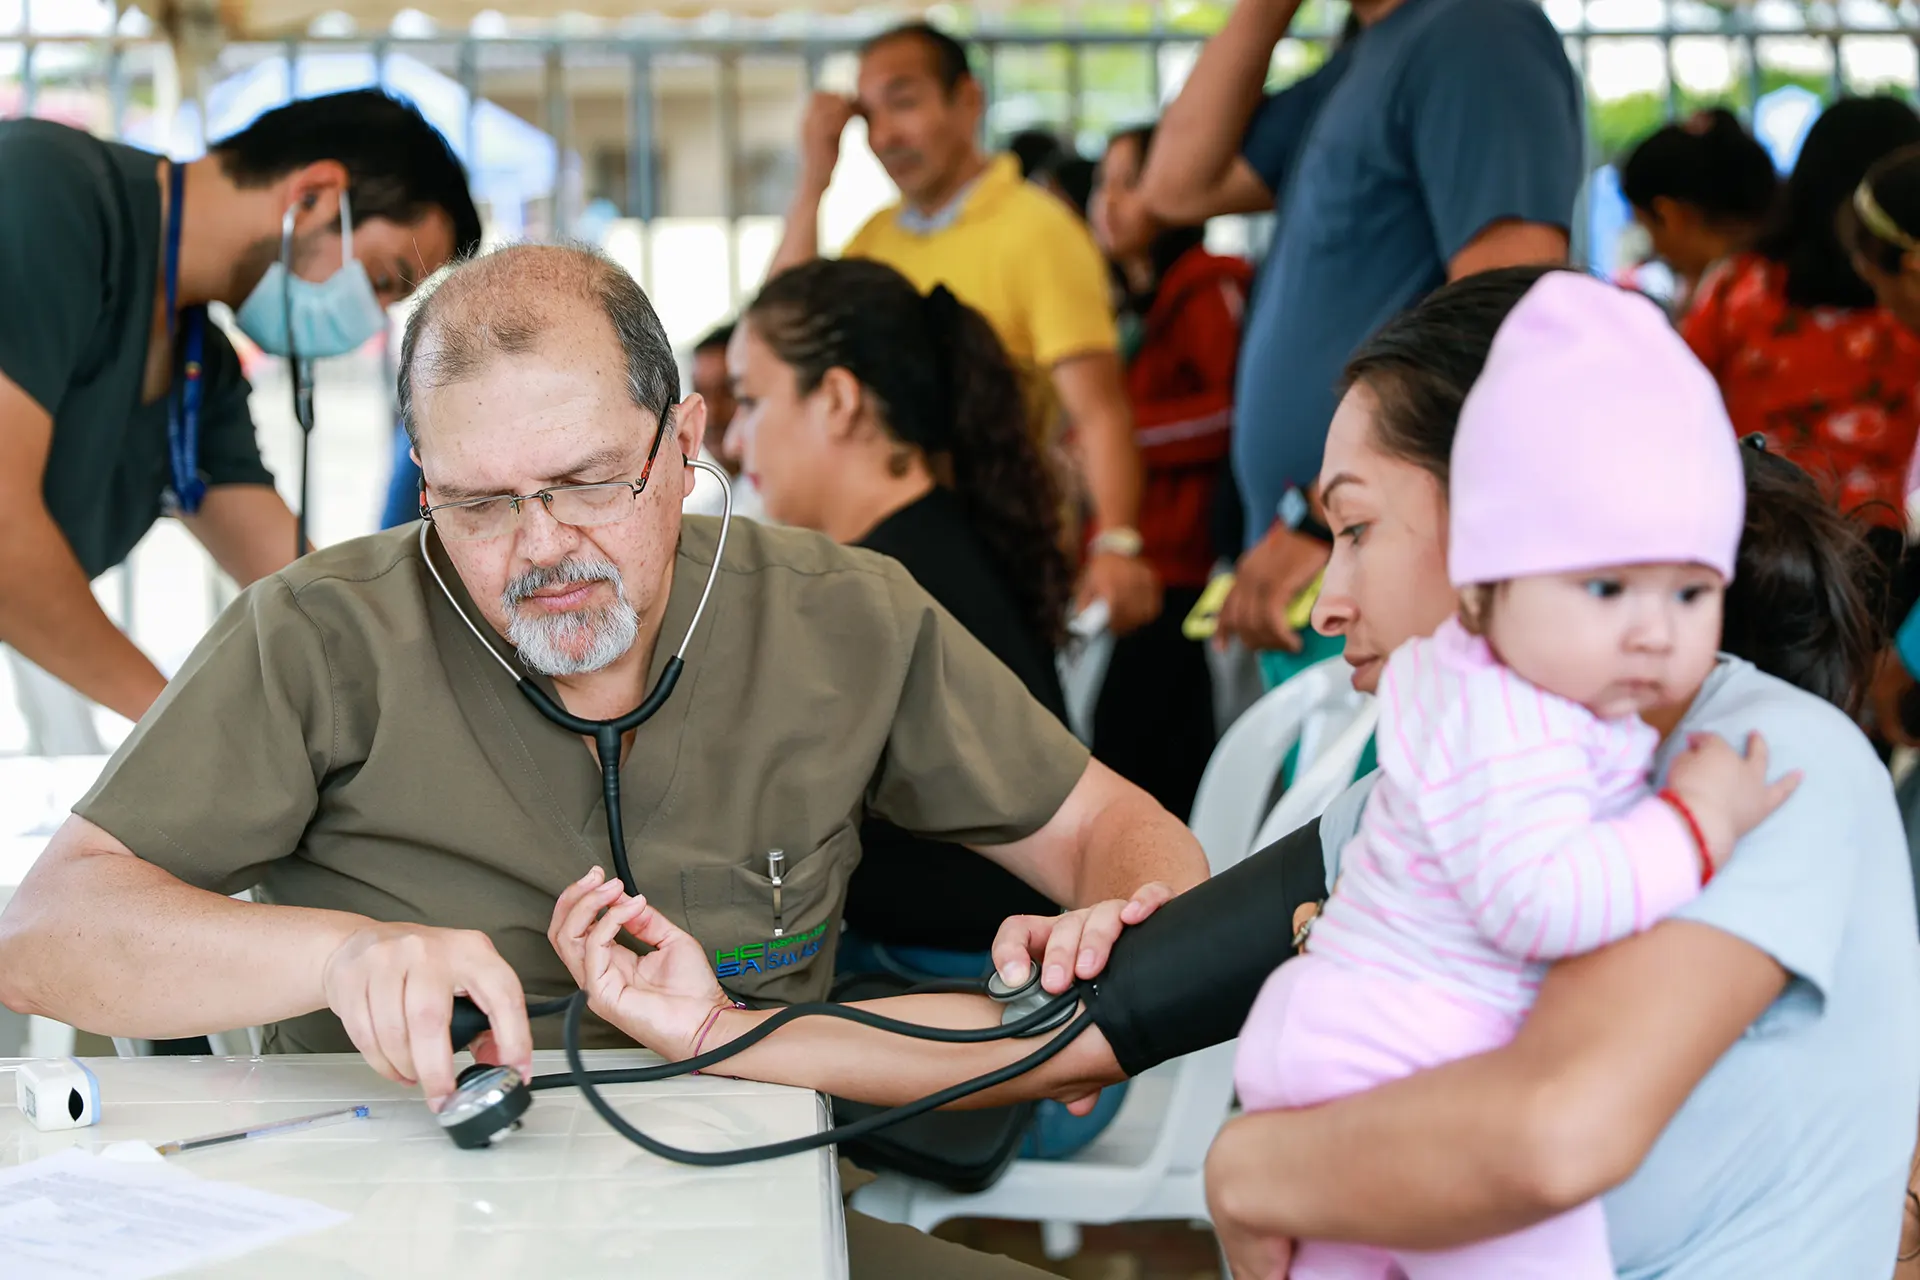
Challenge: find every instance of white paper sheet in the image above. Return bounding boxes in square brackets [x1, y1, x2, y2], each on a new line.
[0, 1147, 349, 1279]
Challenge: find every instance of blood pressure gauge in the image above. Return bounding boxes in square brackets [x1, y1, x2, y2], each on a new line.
[437, 1064, 531, 1149]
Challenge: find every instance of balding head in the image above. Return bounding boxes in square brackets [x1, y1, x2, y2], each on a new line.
[398, 243, 678, 450]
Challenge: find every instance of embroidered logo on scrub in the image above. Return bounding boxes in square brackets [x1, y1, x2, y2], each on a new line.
[715, 920, 830, 979]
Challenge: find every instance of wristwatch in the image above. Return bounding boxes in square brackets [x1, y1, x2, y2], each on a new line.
[1089, 526, 1144, 558]
[1277, 485, 1332, 544]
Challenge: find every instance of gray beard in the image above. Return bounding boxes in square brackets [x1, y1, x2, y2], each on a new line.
[501, 557, 640, 677]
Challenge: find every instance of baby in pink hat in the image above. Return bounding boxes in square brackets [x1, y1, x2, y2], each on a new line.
[1233, 274, 1801, 1279]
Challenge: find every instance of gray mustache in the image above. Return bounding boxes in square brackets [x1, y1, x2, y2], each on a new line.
[502, 558, 623, 609]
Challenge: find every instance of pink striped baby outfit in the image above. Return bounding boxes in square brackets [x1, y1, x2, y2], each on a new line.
[1233, 619, 1705, 1280]
[1305, 617, 1703, 1009]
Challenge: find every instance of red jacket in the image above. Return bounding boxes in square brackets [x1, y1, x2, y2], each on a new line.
[1125, 247, 1253, 590]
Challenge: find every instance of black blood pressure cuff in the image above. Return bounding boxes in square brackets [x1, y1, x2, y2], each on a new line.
[1089, 818, 1329, 1079]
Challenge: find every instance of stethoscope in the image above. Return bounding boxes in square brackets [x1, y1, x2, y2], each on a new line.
[418, 455, 1098, 1161]
[282, 202, 317, 566]
[163, 162, 315, 566]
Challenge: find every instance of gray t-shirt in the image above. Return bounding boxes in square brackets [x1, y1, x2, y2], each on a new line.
[1323, 657, 1920, 1277]
[0, 120, 269, 576]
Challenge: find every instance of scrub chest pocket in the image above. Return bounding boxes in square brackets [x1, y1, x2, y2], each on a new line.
[681, 824, 861, 1005]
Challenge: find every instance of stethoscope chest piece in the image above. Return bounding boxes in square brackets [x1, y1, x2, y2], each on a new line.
[985, 969, 1077, 1038]
[438, 1064, 532, 1149]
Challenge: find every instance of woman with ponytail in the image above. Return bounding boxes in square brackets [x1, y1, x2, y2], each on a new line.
[731, 257, 1074, 967]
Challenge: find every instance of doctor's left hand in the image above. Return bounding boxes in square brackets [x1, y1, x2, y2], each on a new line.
[548, 867, 732, 1061]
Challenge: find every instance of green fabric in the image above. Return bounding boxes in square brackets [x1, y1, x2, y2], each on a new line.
[1256, 628, 1347, 691]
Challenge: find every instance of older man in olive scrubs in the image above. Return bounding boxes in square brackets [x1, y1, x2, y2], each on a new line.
[0, 244, 1205, 1278]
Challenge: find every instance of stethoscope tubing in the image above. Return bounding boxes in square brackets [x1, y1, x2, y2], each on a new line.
[425, 458, 1096, 1164]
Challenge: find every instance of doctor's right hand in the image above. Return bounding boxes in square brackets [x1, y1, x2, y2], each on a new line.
[990, 881, 1176, 998]
[321, 922, 532, 1112]
[548, 867, 732, 1062]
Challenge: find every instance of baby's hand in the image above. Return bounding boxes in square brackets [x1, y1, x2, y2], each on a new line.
[1665, 731, 1801, 870]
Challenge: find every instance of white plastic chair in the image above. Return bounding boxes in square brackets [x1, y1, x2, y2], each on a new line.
[850, 656, 1375, 1256]
[1253, 699, 1381, 850]
[1186, 656, 1370, 873]
[1204, 638, 1267, 744]
[1056, 600, 1114, 745]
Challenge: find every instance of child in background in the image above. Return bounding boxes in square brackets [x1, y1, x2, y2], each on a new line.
[1621, 107, 1777, 314]
[1234, 273, 1801, 1278]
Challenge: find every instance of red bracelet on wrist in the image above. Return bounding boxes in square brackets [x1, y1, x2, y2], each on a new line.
[1658, 788, 1715, 887]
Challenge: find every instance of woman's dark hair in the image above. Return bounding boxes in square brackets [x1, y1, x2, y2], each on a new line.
[1620, 108, 1778, 225]
[1756, 95, 1920, 309]
[1848, 142, 1920, 277]
[1343, 265, 1881, 712]
[1106, 125, 1207, 309]
[744, 258, 1071, 647]
[1341, 264, 1569, 490]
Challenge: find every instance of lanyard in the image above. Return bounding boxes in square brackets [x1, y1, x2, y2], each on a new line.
[163, 158, 208, 516]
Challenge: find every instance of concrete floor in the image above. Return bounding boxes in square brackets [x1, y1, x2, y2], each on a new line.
[937, 1219, 1223, 1279]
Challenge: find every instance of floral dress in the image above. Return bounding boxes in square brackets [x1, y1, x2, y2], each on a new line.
[1683, 253, 1920, 526]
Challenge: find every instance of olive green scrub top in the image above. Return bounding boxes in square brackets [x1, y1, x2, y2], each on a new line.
[75, 515, 1091, 1052]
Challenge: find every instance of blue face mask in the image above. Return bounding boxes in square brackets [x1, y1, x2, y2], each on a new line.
[234, 189, 387, 359]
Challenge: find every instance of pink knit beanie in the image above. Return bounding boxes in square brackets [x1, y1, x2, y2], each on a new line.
[1447, 272, 1744, 587]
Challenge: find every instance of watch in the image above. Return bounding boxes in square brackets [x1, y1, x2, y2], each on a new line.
[1089, 526, 1144, 558]
[1276, 485, 1332, 544]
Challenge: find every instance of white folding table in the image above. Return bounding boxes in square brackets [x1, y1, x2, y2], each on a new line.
[0, 1052, 849, 1278]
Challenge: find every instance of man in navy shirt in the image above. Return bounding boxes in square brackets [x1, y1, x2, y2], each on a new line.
[1136, 0, 1583, 659]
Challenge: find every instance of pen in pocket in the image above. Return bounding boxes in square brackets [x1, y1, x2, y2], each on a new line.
[767, 848, 785, 938]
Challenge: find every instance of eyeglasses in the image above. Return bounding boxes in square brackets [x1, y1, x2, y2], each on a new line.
[421, 420, 671, 543]
[422, 479, 658, 542]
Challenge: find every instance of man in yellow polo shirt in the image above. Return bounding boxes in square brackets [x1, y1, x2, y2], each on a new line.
[768, 22, 1159, 634]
